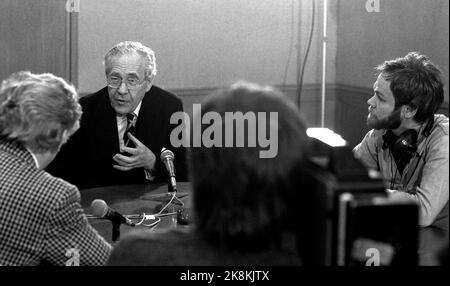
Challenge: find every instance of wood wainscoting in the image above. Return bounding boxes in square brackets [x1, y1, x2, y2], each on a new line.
[169, 84, 449, 149]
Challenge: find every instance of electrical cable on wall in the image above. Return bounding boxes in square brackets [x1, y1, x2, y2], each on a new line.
[282, 0, 296, 87]
[296, 0, 316, 110]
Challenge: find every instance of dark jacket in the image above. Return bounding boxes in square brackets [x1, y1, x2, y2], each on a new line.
[47, 85, 187, 189]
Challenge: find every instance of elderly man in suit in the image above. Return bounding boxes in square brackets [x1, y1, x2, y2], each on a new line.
[48, 41, 187, 189]
[0, 71, 111, 265]
[107, 81, 308, 266]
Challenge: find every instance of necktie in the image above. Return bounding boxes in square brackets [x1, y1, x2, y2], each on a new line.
[123, 113, 137, 148]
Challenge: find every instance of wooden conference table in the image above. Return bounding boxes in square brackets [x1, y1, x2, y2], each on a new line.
[80, 182, 447, 265]
[80, 182, 193, 244]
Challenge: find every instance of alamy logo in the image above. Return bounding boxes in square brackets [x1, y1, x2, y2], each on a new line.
[170, 104, 279, 158]
[65, 248, 80, 266]
[65, 0, 80, 13]
[365, 248, 380, 266]
[366, 0, 380, 13]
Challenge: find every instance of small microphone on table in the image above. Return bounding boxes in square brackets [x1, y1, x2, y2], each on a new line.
[160, 148, 177, 192]
[90, 199, 135, 227]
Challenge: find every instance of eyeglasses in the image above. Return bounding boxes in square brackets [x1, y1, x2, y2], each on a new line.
[107, 75, 145, 90]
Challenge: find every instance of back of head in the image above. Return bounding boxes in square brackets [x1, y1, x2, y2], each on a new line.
[376, 51, 444, 123]
[189, 81, 309, 251]
[0, 71, 81, 154]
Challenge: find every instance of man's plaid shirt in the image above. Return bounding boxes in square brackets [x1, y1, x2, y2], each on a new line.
[0, 139, 112, 265]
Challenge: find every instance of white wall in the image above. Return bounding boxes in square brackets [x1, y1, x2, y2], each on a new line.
[77, 0, 449, 133]
[336, 0, 449, 102]
[78, 0, 333, 93]
[78, 0, 337, 94]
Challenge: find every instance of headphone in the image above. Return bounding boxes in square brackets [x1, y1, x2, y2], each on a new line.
[382, 116, 435, 189]
[382, 116, 434, 159]
[382, 129, 418, 161]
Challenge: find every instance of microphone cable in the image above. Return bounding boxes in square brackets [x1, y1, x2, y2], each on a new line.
[132, 191, 186, 228]
[86, 193, 185, 228]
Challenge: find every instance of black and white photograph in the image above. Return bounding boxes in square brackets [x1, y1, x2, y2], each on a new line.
[0, 0, 448, 276]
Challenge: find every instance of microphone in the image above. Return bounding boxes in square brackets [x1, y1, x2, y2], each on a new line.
[160, 148, 177, 192]
[90, 199, 135, 226]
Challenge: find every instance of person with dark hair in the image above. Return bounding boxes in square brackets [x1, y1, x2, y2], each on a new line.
[354, 52, 448, 234]
[47, 41, 187, 189]
[107, 81, 308, 265]
[0, 71, 111, 265]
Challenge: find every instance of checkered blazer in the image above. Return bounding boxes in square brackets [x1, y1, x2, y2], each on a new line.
[0, 138, 112, 265]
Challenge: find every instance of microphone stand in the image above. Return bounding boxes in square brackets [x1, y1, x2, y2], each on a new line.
[143, 177, 187, 206]
[111, 221, 121, 242]
[144, 149, 188, 205]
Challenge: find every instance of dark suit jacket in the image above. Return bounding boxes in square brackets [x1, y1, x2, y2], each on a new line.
[47, 85, 187, 190]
